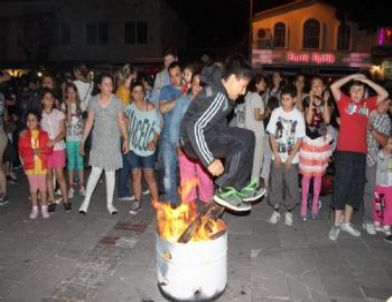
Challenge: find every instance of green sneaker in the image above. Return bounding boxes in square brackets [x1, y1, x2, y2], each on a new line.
[240, 178, 266, 202]
[213, 187, 251, 212]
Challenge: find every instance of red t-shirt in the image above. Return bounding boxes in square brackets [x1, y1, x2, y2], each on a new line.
[336, 93, 377, 154]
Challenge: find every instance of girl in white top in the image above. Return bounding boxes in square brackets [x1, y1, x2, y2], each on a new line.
[241, 75, 266, 187]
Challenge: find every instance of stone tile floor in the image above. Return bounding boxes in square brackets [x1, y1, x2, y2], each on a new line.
[0, 174, 391, 302]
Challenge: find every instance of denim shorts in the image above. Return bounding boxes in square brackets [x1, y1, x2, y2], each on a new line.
[129, 151, 156, 170]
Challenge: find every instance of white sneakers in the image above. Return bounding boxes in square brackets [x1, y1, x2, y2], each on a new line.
[269, 211, 281, 224]
[68, 188, 75, 199]
[362, 222, 376, 235]
[269, 211, 293, 226]
[285, 212, 293, 226]
[341, 222, 361, 237]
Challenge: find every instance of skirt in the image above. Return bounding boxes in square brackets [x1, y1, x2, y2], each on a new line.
[299, 135, 331, 177]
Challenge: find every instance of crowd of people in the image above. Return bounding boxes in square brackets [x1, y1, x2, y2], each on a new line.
[0, 49, 392, 243]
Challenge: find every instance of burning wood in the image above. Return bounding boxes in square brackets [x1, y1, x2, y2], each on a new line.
[152, 179, 226, 243]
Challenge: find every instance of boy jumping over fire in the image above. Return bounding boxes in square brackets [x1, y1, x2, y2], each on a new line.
[179, 54, 265, 211]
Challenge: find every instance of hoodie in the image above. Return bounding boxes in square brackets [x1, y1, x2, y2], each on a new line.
[179, 64, 235, 167]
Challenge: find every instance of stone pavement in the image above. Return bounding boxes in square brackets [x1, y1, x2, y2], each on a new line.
[1, 174, 392, 302]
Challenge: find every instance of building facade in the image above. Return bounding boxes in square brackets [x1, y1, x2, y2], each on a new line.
[251, 0, 381, 76]
[0, 0, 187, 65]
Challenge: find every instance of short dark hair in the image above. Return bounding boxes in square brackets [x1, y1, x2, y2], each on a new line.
[163, 48, 178, 58]
[349, 80, 365, 89]
[280, 85, 296, 98]
[25, 109, 41, 124]
[131, 81, 144, 92]
[98, 73, 114, 85]
[221, 53, 254, 81]
[168, 61, 180, 71]
[40, 87, 56, 100]
[267, 96, 280, 111]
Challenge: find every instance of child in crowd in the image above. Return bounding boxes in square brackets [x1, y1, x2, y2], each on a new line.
[181, 64, 194, 95]
[115, 64, 137, 108]
[171, 72, 214, 203]
[124, 82, 161, 214]
[64, 83, 85, 199]
[40, 88, 70, 212]
[299, 77, 332, 221]
[373, 138, 392, 235]
[267, 86, 306, 226]
[79, 74, 129, 215]
[261, 96, 280, 195]
[294, 73, 308, 112]
[329, 73, 388, 241]
[180, 54, 264, 211]
[242, 75, 266, 187]
[18, 110, 53, 219]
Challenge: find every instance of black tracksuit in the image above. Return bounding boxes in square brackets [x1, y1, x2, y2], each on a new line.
[179, 65, 255, 191]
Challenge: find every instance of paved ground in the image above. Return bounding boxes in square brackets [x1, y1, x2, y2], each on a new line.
[0, 172, 392, 302]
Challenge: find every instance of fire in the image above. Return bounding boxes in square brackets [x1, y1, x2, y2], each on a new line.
[152, 178, 226, 243]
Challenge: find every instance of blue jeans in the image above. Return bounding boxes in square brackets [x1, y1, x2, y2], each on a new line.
[117, 153, 133, 198]
[159, 141, 178, 205]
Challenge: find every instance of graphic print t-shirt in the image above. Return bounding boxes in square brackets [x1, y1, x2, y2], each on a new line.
[266, 107, 306, 164]
[124, 103, 161, 157]
[336, 93, 377, 154]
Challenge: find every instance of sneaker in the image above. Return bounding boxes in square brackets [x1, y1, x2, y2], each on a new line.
[240, 178, 265, 202]
[311, 212, 320, 220]
[285, 212, 293, 226]
[213, 187, 251, 212]
[29, 206, 39, 219]
[47, 202, 56, 213]
[328, 226, 340, 241]
[383, 225, 391, 236]
[41, 205, 50, 219]
[269, 211, 281, 224]
[300, 214, 308, 222]
[341, 223, 361, 237]
[79, 187, 86, 197]
[142, 189, 150, 196]
[129, 200, 142, 215]
[68, 188, 75, 199]
[55, 197, 63, 205]
[55, 188, 62, 196]
[0, 194, 9, 206]
[118, 195, 136, 201]
[64, 202, 72, 212]
[384, 235, 392, 244]
[362, 222, 376, 235]
[374, 221, 383, 232]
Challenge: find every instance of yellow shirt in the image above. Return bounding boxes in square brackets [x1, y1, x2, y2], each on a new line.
[116, 85, 131, 107]
[25, 130, 47, 175]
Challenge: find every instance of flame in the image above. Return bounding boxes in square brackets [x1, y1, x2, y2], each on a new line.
[153, 178, 226, 243]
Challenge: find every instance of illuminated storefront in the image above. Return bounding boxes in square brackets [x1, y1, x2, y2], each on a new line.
[252, 0, 375, 76]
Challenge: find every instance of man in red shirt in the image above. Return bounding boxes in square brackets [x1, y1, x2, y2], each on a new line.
[328, 73, 388, 241]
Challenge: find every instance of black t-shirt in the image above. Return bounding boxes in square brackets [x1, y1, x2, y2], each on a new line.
[303, 96, 332, 139]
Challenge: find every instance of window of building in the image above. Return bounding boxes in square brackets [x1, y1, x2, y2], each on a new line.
[124, 21, 136, 44]
[86, 22, 108, 45]
[98, 22, 108, 44]
[273, 22, 286, 48]
[60, 23, 71, 45]
[86, 22, 97, 45]
[303, 19, 320, 49]
[137, 21, 148, 44]
[124, 21, 148, 45]
[337, 24, 351, 50]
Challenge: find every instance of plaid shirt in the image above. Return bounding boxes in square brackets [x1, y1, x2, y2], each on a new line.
[367, 112, 391, 167]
